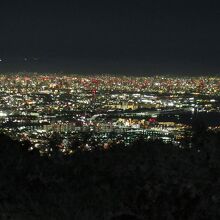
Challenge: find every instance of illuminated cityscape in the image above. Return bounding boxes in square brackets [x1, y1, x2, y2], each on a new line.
[0, 73, 220, 153]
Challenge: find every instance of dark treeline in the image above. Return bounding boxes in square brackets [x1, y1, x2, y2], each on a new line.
[0, 126, 220, 220]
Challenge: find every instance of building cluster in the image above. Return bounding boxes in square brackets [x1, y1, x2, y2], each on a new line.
[0, 73, 219, 152]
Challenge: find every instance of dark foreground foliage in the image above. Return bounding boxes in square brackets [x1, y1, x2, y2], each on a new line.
[0, 130, 220, 220]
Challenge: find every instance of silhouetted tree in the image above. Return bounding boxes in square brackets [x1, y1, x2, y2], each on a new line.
[0, 131, 219, 219]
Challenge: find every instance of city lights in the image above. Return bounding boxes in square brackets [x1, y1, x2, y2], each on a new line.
[0, 73, 219, 153]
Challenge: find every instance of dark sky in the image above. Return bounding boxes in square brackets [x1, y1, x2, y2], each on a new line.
[0, 0, 220, 74]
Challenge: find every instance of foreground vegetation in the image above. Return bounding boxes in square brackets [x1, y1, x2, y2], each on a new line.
[0, 127, 220, 220]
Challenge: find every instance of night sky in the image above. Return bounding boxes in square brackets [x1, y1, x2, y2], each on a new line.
[0, 0, 220, 74]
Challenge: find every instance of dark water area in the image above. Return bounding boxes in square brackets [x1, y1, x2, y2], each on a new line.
[158, 112, 220, 127]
